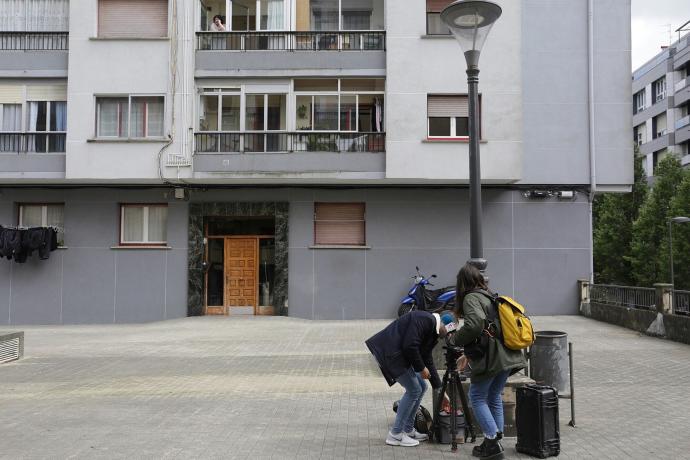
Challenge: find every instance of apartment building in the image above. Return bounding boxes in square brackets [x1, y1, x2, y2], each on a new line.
[0, 0, 632, 324]
[632, 27, 690, 177]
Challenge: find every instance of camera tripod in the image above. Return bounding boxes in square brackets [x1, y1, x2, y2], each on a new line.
[432, 344, 477, 452]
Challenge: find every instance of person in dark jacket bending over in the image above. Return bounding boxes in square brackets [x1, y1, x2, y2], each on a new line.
[366, 310, 451, 447]
[450, 263, 526, 460]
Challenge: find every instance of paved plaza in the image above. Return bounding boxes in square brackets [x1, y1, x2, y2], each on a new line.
[2, 315, 690, 459]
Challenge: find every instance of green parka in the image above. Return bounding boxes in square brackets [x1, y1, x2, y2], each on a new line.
[450, 291, 526, 383]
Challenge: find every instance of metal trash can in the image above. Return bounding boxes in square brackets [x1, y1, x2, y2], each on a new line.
[529, 331, 570, 394]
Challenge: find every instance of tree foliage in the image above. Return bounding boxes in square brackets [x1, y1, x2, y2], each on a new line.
[629, 155, 684, 287]
[593, 155, 647, 284]
[665, 171, 690, 289]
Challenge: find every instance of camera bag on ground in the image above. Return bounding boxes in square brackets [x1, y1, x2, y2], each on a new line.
[474, 290, 535, 351]
[392, 400, 433, 434]
[515, 384, 560, 458]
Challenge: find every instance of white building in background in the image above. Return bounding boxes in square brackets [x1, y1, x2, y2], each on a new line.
[0, 0, 632, 324]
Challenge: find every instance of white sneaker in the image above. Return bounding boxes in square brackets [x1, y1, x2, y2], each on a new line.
[386, 431, 420, 447]
[405, 429, 429, 442]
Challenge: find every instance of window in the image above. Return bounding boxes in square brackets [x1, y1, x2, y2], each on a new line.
[18, 204, 64, 245]
[119, 204, 168, 245]
[634, 89, 645, 114]
[0, 104, 22, 131]
[0, 0, 69, 31]
[96, 96, 164, 139]
[633, 124, 644, 146]
[426, 0, 452, 35]
[299, 0, 384, 31]
[26, 101, 67, 152]
[98, 0, 168, 38]
[294, 79, 384, 132]
[652, 113, 667, 139]
[427, 95, 479, 139]
[314, 203, 365, 246]
[653, 77, 666, 103]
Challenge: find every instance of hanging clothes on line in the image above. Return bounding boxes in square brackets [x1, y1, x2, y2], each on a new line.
[0, 226, 59, 263]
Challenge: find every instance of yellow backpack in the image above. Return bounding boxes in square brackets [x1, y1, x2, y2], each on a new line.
[476, 291, 535, 351]
[494, 296, 535, 350]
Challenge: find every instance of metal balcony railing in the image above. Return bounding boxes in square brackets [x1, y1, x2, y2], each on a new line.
[194, 132, 385, 153]
[0, 133, 66, 153]
[674, 290, 690, 316]
[0, 32, 68, 51]
[197, 31, 385, 51]
[589, 284, 657, 310]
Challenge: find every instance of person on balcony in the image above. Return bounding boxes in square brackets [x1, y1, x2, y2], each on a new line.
[210, 15, 226, 32]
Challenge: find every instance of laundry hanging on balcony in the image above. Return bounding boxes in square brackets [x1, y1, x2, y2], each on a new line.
[0, 226, 59, 263]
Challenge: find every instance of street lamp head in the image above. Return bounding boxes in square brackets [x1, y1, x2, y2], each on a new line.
[441, 0, 502, 67]
[671, 216, 690, 223]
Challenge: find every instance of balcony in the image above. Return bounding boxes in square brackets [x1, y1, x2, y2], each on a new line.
[0, 32, 69, 77]
[676, 116, 690, 144]
[0, 133, 66, 178]
[193, 132, 385, 176]
[195, 31, 386, 76]
[675, 76, 688, 93]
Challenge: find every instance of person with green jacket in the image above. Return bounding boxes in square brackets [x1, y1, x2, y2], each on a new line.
[450, 263, 526, 460]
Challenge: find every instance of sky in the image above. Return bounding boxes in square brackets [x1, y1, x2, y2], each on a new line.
[631, 0, 690, 69]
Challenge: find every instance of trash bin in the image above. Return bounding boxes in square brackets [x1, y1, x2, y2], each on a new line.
[529, 331, 569, 394]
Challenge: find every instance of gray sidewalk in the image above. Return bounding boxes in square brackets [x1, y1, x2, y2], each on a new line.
[1, 315, 690, 459]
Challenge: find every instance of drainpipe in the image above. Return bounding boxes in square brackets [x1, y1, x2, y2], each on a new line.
[587, 0, 597, 283]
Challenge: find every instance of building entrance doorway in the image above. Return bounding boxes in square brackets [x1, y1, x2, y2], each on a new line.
[204, 217, 275, 316]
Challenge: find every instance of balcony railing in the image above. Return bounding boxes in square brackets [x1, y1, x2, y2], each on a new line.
[675, 77, 688, 92]
[195, 132, 385, 153]
[197, 31, 385, 51]
[676, 115, 690, 130]
[0, 133, 66, 153]
[674, 290, 690, 315]
[0, 32, 68, 51]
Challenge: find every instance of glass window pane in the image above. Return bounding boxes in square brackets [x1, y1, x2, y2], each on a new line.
[314, 95, 338, 130]
[46, 204, 65, 245]
[259, 238, 275, 306]
[147, 97, 164, 137]
[294, 79, 338, 91]
[260, 0, 285, 30]
[20, 205, 43, 227]
[427, 13, 450, 35]
[340, 79, 385, 92]
[2, 104, 21, 131]
[267, 95, 286, 130]
[27, 102, 47, 131]
[97, 98, 128, 137]
[246, 94, 265, 130]
[231, 0, 255, 31]
[296, 95, 312, 130]
[340, 95, 357, 132]
[311, 0, 339, 31]
[206, 238, 224, 306]
[200, 95, 219, 131]
[122, 207, 144, 242]
[455, 117, 469, 136]
[429, 117, 451, 136]
[147, 206, 168, 242]
[357, 94, 383, 132]
[131, 97, 164, 138]
[342, 0, 383, 30]
[221, 95, 240, 131]
[50, 102, 67, 131]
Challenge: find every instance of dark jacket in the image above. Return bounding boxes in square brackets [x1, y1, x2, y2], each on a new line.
[365, 310, 442, 389]
[451, 291, 526, 383]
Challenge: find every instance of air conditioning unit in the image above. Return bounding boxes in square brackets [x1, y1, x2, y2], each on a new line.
[657, 130, 667, 137]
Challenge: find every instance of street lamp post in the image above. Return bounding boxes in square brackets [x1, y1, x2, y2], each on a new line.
[441, 1, 501, 273]
[668, 216, 690, 292]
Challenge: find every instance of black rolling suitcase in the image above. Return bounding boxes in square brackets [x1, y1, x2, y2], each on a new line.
[515, 384, 560, 458]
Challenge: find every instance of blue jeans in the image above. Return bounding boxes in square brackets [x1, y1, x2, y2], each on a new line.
[392, 367, 427, 434]
[469, 370, 510, 438]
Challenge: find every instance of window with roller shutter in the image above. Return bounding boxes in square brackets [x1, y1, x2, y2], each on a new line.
[426, 0, 452, 35]
[427, 94, 481, 139]
[98, 0, 168, 39]
[314, 203, 366, 246]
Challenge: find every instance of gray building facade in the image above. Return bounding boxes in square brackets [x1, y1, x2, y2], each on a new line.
[0, 0, 632, 324]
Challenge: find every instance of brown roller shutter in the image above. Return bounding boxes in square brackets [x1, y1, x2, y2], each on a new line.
[314, 203, 366, 246]
[427, 0, 454, 13]
[99, 0, 169, 38]
[428, 95, 469, 117]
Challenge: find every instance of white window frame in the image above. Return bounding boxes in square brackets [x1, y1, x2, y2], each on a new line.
[293, 79, 384, 132]
[654, 78, 666, 102]
[244, 93, 287, 132]
[25, 101, 67, 134]
[96, 95, 166, 139]
[634, 90, 645, 113]
[198, 88, 242, 132]
[119, 204, 168, 245]
[427, 116, 470, 139]
[18, 203, 65, 245]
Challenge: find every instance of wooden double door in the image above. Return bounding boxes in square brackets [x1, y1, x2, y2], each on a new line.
[205, 237, 258, 316]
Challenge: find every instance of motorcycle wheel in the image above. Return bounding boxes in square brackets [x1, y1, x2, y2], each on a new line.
[398, 302, 416, 317]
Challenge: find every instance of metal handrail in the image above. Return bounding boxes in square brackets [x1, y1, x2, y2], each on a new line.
[674, 290, 690, 315]
[0, 32, 68, 51]
[0, 132, 66, 153]
[589, 284, 656, 310]
[194, 131, 385, 153]
[197, 31, 385, 51]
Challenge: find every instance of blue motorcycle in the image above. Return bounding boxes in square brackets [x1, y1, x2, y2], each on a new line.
[397, 267, 456, 317]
